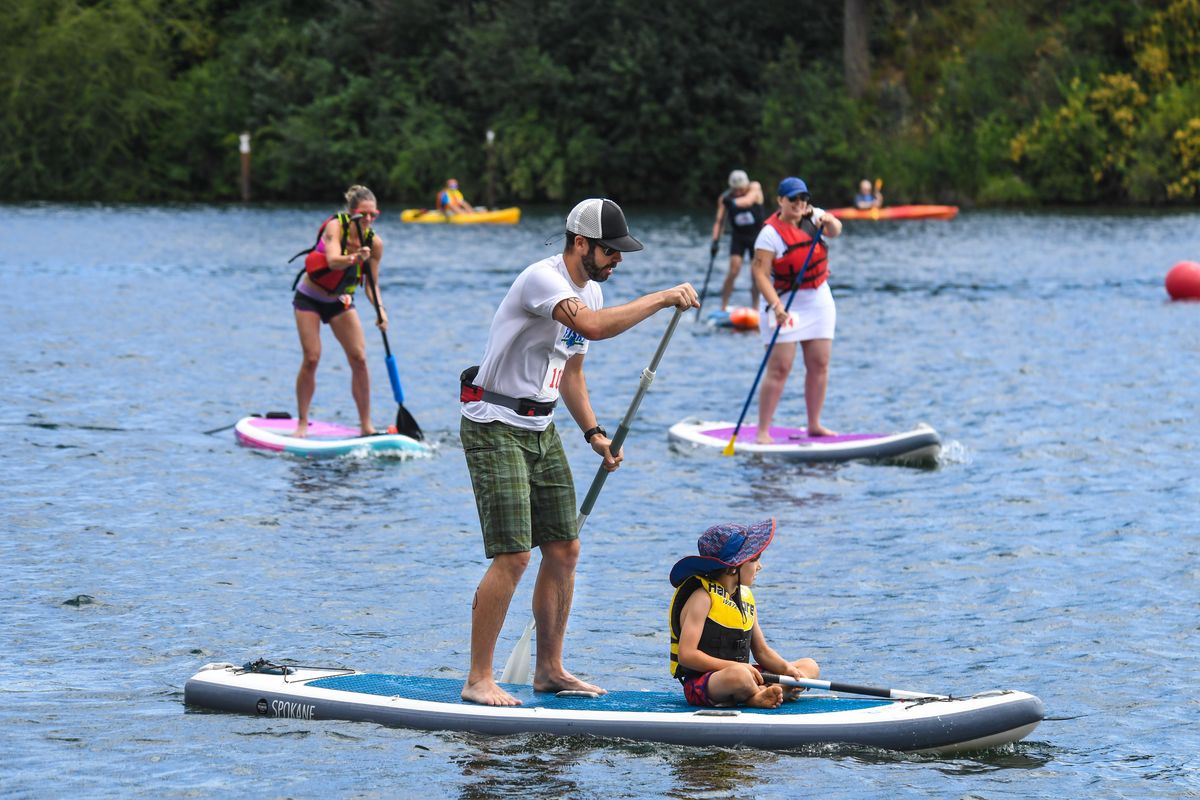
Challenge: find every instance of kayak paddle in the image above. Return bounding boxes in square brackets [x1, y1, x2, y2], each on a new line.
[763, 673, 945, 700]
[352, 214, 423, 441]
[500, 307, 686, 685]
[721, 223, 825, 456]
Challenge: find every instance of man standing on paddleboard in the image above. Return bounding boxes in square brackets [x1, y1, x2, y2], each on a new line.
[459, 198, 698, 706]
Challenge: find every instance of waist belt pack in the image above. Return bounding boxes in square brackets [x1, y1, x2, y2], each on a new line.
[459, 366, 556, 417]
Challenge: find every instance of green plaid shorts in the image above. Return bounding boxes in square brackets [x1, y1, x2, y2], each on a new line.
[460, 417, 578, 558]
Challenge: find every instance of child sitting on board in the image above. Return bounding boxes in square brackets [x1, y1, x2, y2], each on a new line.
[668, 518, 819, 708]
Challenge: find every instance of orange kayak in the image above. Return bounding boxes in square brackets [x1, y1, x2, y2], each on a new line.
[828, 205, 958, 221]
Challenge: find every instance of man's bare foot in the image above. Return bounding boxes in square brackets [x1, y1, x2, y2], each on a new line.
[533, 669, 606, 695]
[461, 677, 521, 706]
[292, 422, 309, 438]
[807, 424, 837, 437]
[745, 684, 784, 709]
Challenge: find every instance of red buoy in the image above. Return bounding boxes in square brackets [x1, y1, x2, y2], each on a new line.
[729, 306, 760, 330]
[1166, 261, 1200, 300]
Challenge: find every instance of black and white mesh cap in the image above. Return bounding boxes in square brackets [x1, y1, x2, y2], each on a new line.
[565, 198, 644, 252]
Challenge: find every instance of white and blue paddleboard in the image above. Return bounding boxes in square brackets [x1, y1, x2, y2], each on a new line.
[185, 661, 1042, 754]
[668, 418, 941, 464]
[234, 414, 430, 459]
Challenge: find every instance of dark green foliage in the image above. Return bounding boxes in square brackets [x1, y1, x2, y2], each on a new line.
[1, 0, 1196, 205]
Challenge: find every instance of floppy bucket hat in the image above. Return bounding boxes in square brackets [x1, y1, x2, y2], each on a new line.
[566, 198, 644, 252]
[669, 518, 776, 587]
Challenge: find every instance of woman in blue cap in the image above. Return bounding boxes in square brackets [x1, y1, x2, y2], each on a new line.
[750, 177, 843, 441]
[668, 519, 819, 708]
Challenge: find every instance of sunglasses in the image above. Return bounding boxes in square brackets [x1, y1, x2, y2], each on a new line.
[354, 210, 382, 220]
[587, 238, 618, 257]
[786, 194, 811, 203]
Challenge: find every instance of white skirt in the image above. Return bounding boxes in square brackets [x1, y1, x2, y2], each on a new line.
[758, 282, 836, 344]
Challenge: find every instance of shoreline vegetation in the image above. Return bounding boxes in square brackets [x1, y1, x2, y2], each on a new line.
[4, 0, 1199, 207]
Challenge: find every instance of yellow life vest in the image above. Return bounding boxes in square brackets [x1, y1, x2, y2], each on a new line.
[668, 575, 756, 680]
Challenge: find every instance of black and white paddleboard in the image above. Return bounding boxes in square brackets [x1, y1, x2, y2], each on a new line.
[185, 661, 1042, 754]
[668, 418, 941, 464]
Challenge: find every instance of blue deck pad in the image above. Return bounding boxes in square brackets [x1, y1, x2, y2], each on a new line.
[308, 674, 888, 715]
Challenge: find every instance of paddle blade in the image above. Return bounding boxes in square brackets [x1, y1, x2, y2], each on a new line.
[722, 434, 737, 456]
[394, 405, 423, 441]
[499, 619, 535, 685]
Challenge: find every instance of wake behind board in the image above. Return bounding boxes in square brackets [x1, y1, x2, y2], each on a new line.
[669, 418, 940, 464]
[234, 415, 431, 459]
[185, 661, 1043, 754]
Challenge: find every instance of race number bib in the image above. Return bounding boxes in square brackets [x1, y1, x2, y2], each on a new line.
[764, 310, 800, 330]
[542, 354, 567, 395]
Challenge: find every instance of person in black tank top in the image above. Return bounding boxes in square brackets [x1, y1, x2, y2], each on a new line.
[710, 170, 765, 311]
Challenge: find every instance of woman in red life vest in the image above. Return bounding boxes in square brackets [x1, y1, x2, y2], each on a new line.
[750, 177, 843, 441]
[292, 185, 388, 437]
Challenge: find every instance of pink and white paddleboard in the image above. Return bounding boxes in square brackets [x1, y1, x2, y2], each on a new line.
[234, 415, 431, 459]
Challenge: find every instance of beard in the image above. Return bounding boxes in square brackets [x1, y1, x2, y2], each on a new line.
[582, 246, 611, 282]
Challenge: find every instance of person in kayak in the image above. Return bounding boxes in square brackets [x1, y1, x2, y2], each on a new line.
[854, 178, 882, 210]
[751, 176, 843, 441]
[437, 178, 476, 216]
[460, 198, 699, 707]
[669, 518, 819, 708]
[710, 169, 764, 311]
[292, 185, 387, 437]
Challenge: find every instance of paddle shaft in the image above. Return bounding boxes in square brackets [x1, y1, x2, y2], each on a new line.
[763, 673, 945, 700]
[352, 216, 391, 357]
[722, 223, 825, 453]
[502, 308, 685, 685]
[352, 216, 422, 440]
[576, 307, 684, 530]
[696, 215, 725, 319]
[695, 248, 719, 319]
[353, 216, 403, 401]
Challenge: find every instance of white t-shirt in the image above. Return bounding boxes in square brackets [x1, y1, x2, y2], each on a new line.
[461, 254, 602, 431]
[752, 208, 829, 256]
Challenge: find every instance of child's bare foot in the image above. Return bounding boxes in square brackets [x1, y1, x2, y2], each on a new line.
[746, 684, 784, 709]
[807, 424, 837, 437]
[461, 678, 521, 706]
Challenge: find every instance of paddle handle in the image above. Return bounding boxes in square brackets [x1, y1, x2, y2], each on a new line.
[577, 307, 684, 530]
[763, 673, 945, 700]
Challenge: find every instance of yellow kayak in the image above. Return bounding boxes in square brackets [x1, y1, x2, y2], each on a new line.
[400, 207, 521, 225]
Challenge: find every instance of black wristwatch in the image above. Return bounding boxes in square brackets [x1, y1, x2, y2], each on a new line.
[583, 426, 606, 443]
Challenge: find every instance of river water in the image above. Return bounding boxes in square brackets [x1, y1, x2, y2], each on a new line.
[3, 203, 1197, 798]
